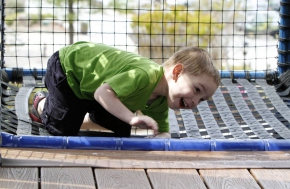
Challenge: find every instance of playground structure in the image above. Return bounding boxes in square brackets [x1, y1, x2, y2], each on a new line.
[1, 0, 290, 151]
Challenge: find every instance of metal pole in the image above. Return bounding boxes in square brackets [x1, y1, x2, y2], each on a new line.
[1, 68, 276, 81]
[278, 0, 290, 74]
[0, 0, 4, 68]
[0, 0, 5, 164]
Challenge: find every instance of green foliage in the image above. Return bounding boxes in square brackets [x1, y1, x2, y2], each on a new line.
[5, 0, 25, 26]
[42, 13, 56, 19]
[45, 0, 103, 10]
[5, 12, 56, 27]
[5, 13, 17, 26]
[132, 4, 223, 44]
[107, 0, 136, 14]
[6, 0, 25, 14]
[31, 13, 56, 25]
[130, 4, 224, 63]
[132, 4, 223, 35]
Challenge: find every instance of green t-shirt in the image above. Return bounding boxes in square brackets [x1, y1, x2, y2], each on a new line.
[59, 41, 169, 132]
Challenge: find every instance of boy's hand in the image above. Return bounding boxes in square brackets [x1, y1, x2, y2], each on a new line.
[129, 116, 158, 134]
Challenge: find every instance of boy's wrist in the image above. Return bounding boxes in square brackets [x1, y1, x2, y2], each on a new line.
[128, 116, 138, 126]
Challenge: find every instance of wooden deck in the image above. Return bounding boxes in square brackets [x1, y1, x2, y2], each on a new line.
[1, 148, 290, 188]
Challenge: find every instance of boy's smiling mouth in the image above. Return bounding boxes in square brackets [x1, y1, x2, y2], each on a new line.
[180, 97, 188, 108]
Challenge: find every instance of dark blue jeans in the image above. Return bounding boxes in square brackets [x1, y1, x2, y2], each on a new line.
[41, 51, 131, 137]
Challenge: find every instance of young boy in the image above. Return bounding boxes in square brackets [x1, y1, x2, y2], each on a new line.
[29, 41, 220, 138]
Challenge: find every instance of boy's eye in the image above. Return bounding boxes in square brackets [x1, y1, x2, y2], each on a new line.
[195, 87, 200, 93]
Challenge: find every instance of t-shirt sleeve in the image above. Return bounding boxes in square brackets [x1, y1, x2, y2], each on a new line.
[105, 68, 150, 100]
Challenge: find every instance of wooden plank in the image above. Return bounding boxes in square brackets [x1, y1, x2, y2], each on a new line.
[2, 148, 290, 169]
[0, 167, 38, 188]
[199, 169, 261, 189]
[41, 167, 95, 189]
[250, 169, 290, 189]
[147, 169, 206, 189]
[94, 168, 151, 189]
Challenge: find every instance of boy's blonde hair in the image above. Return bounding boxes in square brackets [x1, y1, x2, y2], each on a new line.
[163, 46, 220, 86]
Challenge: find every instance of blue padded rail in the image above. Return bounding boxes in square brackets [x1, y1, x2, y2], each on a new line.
[3, 68, 273, 81]
[278, 0, 290, 73]
[0, 68, 286, 151]
[2, 132, 290, 151]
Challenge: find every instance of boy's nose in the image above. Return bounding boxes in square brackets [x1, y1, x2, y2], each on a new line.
[191, 97, 201, 108]
[191, 99, 197, 109]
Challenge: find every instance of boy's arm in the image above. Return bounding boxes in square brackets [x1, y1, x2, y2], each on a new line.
[94, 83, 158, 134]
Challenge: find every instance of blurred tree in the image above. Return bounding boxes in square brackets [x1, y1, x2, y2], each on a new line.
[6, 0, 25, 14]
[109, 0, 244, 69]
[44, 0, 103, 44]
[131, 4, 222, 64]
[5, 0, 25, 26]
[131, 1, 240, 68]
[107, 0, 136, 14]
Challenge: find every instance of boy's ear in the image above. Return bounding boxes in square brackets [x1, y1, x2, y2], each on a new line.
[172, 64, 183, 82]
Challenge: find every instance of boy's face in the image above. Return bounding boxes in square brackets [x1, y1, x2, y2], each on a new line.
[167, 64, 218, 109]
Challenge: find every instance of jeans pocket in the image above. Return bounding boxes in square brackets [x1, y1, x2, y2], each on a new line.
[49, 98, 68, 121]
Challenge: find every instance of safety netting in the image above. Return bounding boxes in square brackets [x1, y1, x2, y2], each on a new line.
[1, 0, 290, 151]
